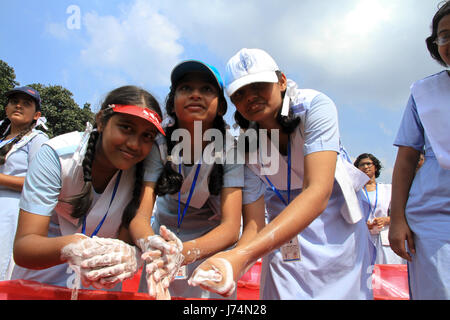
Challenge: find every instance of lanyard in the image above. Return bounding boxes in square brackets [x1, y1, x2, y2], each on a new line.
[82, 170, 122, 237]
[363, 184, 378, 220]
[264, 135, 291, 207]
[177, 161, 202, 234]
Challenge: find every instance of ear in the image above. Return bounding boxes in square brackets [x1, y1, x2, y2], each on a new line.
[278, 72, 287, 91]
[33, 111, 42, 121]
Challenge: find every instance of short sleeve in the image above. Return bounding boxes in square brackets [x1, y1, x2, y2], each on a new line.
[143, 142, 164, 182]
[242, 166, 266, 205]
[27, 132, 49, 164]
[19, 144, 62, 216]
[393, 95, 425, 151]
[222, 162, 244, 188]
[303, 93, 341, 156]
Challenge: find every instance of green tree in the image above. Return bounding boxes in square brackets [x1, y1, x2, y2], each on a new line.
[0, 59, 20, 118]
[28, 84, 95, 138]
[0, 60, 95, 138]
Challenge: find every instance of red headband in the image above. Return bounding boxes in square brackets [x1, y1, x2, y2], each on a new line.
[109, 104, 165, 136]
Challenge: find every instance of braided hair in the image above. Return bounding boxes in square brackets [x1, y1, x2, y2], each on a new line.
[154, 76, 228, 196]
[69, 86, 162, 229]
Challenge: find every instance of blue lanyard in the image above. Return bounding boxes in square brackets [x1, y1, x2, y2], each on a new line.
[82, 170, 122, 237]
[264, 135, 291, 207]
[177, 162, 202, 234]
[363, 184, 378, 219]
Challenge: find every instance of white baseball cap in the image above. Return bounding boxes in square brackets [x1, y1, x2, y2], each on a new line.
[224, 48, 280, 97]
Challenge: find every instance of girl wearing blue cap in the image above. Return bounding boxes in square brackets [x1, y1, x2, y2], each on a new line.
[390, 1, 450, 299]
[0, 86, 48, 281]
[11, 86, 164, 291]
[189, 48, 374, 300]
[128, 61, 246, 299]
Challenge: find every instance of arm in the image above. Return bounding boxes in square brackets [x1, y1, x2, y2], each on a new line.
[182, 187, 242, 265]
[0, 174, 25, 191]
[389, 146, 418, 261]
[13, 210, 84, 269]
[189, 151, 337, 296]
[129, 181, 158, 244]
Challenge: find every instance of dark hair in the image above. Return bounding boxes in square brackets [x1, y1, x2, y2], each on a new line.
[426, 1, 450, 67]
[69, 85, 162, 229]
[0, 95, 40, 165]
[154, 74, 228, 196]
[354, 153, 382, 178]
[233, 71, 300, 149]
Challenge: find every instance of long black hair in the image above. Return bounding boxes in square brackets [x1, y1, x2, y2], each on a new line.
[68, 85, 162, 228]
[154, 75, 228, 196]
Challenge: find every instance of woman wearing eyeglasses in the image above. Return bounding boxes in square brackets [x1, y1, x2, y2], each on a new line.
[354, 153, 405, 265]
[390, 1, 450, 299]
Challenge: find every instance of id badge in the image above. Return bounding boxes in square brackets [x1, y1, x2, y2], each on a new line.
[175, 265, 187, 280]
[281, 236, 301, 262]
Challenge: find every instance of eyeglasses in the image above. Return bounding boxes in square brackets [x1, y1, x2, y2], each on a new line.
[434, 33, 450, 46]
[358, 162, 374, 168]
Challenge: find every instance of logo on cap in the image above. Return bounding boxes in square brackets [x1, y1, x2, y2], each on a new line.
[27, 89, 36, 95]
[238, 52, 253, 72]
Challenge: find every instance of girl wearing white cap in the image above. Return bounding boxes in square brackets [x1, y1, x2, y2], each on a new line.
[11, 86, 165, 291]
[189, 48, 374, 299]
[389, 1, 450, 299]
[128, 60, 246, 299]
[0, 86, 48, 280]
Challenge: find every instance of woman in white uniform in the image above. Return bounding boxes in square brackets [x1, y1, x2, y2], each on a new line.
[354, 153, 404, 264]
[0, 86, 48, 280]
[389, 1, 450, 300]
[129, 61, 244, 299]
[11, 86, 165, 290]
[189, 48, 374, 300]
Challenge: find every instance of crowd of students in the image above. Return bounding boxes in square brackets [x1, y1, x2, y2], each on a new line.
[0, 1, 448, 300]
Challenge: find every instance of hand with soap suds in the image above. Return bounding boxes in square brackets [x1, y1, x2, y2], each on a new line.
[188, 256, 236, 297]
[138, 225, 184, 299]
[61, 235, 143, 289]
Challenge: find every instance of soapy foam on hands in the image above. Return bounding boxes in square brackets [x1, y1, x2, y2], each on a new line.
[188, 258, 235, 295]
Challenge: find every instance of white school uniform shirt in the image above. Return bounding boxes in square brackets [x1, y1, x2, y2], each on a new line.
[394, 71, 450, 299]
[11, 129, 135, 289]
[0, 129, 48, 280]
[246, 80, 374, 300]
[139, 132, 244, 299]
[361, 183, 405, 264]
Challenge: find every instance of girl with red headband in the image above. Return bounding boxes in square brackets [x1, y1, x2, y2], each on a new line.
[11, 85, 164, 291]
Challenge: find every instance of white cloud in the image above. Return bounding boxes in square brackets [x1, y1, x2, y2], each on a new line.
[79, 0, 184, 88]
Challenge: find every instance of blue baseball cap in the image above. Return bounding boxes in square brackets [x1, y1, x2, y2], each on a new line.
[5, 86, 41, 110]
[170, 60, 224, 90]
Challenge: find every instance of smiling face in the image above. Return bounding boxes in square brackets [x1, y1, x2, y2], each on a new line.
[96, 110, 158, 171]
[357, 157, 376, 179]
[173, 72, 221, 129]
[437, 14, 450, 66]
[5, 93, 41, 130]
[230, 73, 287, 127]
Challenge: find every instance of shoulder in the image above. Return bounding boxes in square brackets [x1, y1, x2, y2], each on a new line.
[45, 131, 83, 156]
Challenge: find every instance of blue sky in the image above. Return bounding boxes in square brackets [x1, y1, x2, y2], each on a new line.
[0, 0, 445, 182]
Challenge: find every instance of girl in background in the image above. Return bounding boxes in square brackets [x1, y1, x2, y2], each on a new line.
[0, 86, 48, 280]
[354, 153, 404, 264]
